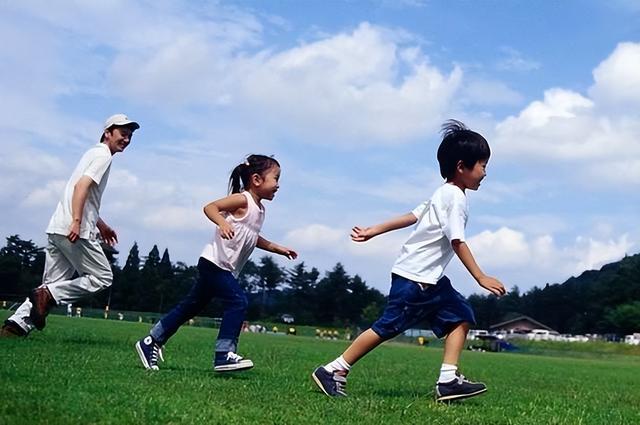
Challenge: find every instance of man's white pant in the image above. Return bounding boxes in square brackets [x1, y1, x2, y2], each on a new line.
[8, 234, 113, 333]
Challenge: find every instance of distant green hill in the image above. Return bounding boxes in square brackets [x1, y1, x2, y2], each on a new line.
[469, 253, 640, 335]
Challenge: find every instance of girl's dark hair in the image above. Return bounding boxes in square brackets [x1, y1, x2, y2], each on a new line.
[228, 154, 280, 194]
[437, 119, 491, 179]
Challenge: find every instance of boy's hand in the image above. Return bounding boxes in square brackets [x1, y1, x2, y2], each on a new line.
[351, 226, 374, 242]
[218, 222, 235, 240]
[478, 276, 506, 297]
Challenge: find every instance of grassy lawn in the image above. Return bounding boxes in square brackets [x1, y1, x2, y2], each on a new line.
[1, 313, 639, 425]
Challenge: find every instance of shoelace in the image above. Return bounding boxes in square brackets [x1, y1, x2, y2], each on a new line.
[227, 352, 243, 362]
[333, 371, 348, 393]
[149, 344, 160, 365]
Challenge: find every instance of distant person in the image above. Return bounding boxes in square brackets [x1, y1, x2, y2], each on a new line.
[1, 114, 139, 338]
[135, 155, 297, 372]
[66, 303, 73, 318]
[312, 120, 506, 402]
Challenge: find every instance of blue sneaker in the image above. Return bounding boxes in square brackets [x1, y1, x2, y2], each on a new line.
[214, 352, 254, 372]
[435, 372, 487, 402]
[135, 336, 161, 370]
[312, 367, 348, 397]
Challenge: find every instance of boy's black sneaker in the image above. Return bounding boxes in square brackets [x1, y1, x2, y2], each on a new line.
[312, 367, 348, 397]
[435, 372, 487, 402]
[213, 352, 254, 372]
[135, 336, 161, 370]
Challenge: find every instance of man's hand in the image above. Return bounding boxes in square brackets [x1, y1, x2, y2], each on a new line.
[478, 275, 506, 297]
[99, 224, 118, 246]
[67, 220, 81, 243]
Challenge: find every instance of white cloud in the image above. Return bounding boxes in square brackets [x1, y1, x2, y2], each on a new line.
[468, 227, 634, 281]
[284, 224, 347, 251]
[492, 42, 640, 184]
[496, 47, 541, 72]
[590, 42, 640, 107]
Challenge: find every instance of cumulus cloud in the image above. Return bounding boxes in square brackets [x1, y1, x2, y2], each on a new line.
[493, 42, 640, 184]
[468, 226, 634, 281]
[283, 224, 347, 251]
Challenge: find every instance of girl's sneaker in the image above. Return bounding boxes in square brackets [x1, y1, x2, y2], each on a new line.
[135, 336, 161, 370]
[213, 352, 254, 372]
[311, 367, 348, 397]
[435, 372, 487, 402]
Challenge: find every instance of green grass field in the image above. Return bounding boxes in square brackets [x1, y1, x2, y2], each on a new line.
[1, 314, 639, 425]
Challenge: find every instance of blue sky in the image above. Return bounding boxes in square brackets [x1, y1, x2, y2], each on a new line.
[1, 0, 639, 296]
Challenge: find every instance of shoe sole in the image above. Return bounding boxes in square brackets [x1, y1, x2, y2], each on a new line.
[135, 341, 158, 370]
[435, 387, 487, 402]
[214, 361, 254, 372]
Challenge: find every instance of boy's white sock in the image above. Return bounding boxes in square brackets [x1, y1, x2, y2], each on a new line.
[438, 363, 458, 383]
[324, 355, 351, 373]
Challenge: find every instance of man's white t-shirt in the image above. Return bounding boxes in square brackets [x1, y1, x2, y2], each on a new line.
[46, 143, 113, 240]
[391, 183, 468, 284]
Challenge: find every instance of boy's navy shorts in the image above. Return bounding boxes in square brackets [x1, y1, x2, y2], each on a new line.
[371, 273, 476, 339]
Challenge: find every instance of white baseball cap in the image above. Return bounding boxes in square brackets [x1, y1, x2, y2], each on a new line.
[103, 114, 140, 131]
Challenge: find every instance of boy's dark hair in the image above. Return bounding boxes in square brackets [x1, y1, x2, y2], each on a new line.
[229, 154, 280, 194]
[437, 119, 490, 179]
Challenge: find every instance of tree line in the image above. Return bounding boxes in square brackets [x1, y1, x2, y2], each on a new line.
[1, 235, 638, 334]
[0, 235, 385, 327]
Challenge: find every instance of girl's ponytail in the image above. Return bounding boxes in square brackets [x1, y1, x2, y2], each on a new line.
[228, 163, 247, 194]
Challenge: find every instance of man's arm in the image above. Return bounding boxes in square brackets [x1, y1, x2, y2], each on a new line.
[351, 212, 417, 242]
[68, 176, 94, 243]
[452, 240, 506, 296]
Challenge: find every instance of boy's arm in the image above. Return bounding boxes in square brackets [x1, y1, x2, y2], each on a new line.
[257, 236, 298, 260]
[351, 213, 417, 242]
[452, 240, 506, 296]
[203, 193, 247, 240]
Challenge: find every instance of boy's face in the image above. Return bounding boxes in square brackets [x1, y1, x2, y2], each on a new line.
[103, 126, 134, 155]
[457, 159, 487, 191]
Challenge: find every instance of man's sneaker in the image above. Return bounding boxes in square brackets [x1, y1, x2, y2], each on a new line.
[213, 352, 254, 372]
[135, 336, 161, 370]
[311, 367, 348, 397]
[1, 320, 27, 338]
[28, 286, 56, 330]
[435, 372, 487, 402]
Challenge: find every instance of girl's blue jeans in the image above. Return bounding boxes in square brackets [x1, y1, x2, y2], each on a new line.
[150, 257, 248, 353]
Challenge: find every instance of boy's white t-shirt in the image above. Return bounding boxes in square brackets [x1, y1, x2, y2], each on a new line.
[200, 191, 265, 278]
[391, 183, 468, 284]
[46, 143, 113, 240]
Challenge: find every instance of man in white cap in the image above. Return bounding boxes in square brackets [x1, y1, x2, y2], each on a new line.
[1, 114, 139, 337]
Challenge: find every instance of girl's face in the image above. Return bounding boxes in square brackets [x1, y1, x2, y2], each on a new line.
[252, 165, 281, 201]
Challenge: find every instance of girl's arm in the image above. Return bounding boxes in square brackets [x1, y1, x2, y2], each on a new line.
[452, 240, 506, 297]
[203, 193, 248, 240]
[351, 212, 417, 242]
[257, 236, 298, 260]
